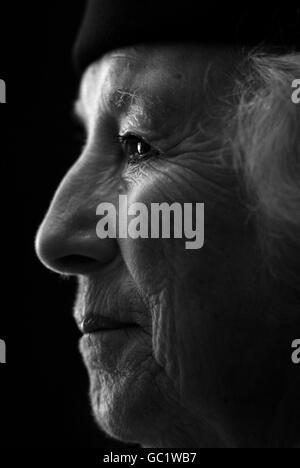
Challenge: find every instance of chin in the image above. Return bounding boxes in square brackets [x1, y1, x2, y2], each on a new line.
[80, 337, 174, 446]
[89, 364, 176, 446]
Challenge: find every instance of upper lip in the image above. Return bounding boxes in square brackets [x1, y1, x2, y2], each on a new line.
[80, 314, 139, 334]
[74, 275, 148, 335]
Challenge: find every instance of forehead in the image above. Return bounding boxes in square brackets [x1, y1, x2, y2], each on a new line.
[76, 44, 240, 130]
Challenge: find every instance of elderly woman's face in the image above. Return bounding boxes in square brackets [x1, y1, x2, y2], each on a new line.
[36, 45, 290, 447]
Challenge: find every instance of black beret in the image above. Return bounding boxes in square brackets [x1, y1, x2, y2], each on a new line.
[74, 1, 300, 74]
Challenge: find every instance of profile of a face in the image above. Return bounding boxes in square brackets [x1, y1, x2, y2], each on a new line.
[35, 44, 300, 448]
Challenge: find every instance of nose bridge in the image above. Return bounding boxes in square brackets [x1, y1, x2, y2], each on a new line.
[55, 157, 112, 229]
[46, 148, 120, 231]
[35, 149, 120, 274]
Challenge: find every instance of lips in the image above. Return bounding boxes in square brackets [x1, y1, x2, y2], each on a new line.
[80, 314, 139, 334]
[74, 275, 148, 335]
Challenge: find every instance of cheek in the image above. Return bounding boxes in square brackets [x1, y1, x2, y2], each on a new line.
[119, 158, 249, 291]
[118, 161, 256, 407]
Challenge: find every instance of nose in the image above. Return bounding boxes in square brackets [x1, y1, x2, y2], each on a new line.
[35, 156, 119, 275]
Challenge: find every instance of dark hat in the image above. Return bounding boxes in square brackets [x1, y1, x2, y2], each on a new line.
[74, 1, 300, 74]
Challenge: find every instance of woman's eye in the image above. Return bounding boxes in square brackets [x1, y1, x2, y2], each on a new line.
[119, 134, 159, 163]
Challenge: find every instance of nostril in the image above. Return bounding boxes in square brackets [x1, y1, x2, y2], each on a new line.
[35, 220, 119, 274]
[54, 255, 100, 274]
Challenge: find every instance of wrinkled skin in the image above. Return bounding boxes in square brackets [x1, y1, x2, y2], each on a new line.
[35, 44, 299, 448]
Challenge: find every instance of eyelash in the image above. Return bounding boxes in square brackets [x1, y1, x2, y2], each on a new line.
[118, 133, 160, 164]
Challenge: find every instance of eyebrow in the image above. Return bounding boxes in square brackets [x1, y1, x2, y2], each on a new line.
[73, 85, 143, 127]
[108, 87, 143, 114]
[73, 80, 171, 136]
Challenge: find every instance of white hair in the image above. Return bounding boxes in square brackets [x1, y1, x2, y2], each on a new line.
[228, 52, 300, 291]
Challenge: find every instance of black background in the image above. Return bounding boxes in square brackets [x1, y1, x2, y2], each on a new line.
[0, 1, 133, 448]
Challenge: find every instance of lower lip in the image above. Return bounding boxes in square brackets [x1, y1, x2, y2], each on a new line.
[80, 326, 143, 369]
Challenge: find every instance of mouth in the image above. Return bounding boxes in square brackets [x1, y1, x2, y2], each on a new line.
[80, 314, 140, 334]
